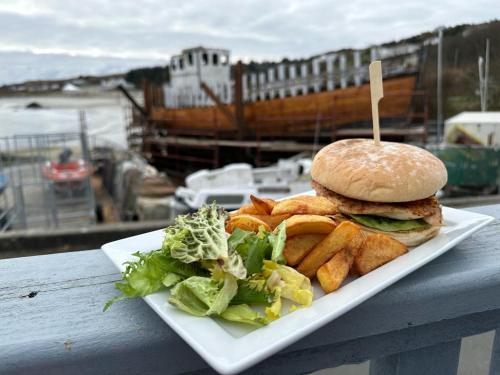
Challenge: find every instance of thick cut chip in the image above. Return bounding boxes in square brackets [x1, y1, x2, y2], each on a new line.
[272, 195, 338, 216]
[283, 234, 327, 266]
[230, 204, 260, 217]
[285, 215, 336, 237]
[317, 249, 354, 293]
[345, 230, 366, 258]
[297, 221, 361, 278]
[226, 214, 271, 234]
[353, 233, 408, 275]
[250, 214, 290, 229]
[250, 195, 276, 215]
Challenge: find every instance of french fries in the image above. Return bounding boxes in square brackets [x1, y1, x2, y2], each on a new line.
[297, 221, 360, 278]
[248, 213, 291, 229]
[272, 195, 338, 216]
[285, 215, 336, 237]
[353, 233, 408, 275]
[226, 214, 271, 233]
[229, 195, 409, 297]
[250, 195, 276, 215]
[315, 231, 364, 293]
[230, 204, 259, 216]
[317, 249, 354, 293]
[283, 234, 327, 266]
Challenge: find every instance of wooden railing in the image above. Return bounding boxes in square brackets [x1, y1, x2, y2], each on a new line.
[1, 204, 499, 375]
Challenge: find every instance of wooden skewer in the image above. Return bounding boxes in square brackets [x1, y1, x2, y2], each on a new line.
[369, 60, 384, 146]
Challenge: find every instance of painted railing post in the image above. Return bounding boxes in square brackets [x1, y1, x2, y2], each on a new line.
[278, 64, 286, 98]
[354, 50, 362, 86]
[289, 64, 297, 96]
[268, 67, 276, 99]
[326, 54, 336, 91]
[250, 73, 257, 102]
[300, 63, 308, 94]
[339, 54, 347, 88]
[312, 58, 321, 92]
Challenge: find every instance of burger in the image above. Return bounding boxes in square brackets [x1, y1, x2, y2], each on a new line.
[311, 139, 448, 246]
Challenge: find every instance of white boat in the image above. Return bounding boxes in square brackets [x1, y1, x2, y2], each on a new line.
[175, 157, 312, 210]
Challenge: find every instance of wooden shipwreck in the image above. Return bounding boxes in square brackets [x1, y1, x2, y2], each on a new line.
[124, 46, 428, 176]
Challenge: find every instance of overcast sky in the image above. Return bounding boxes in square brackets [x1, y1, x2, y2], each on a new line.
[0, 0, 497, 84]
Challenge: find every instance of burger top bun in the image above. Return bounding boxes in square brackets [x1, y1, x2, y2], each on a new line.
[311, 139, 448, 203]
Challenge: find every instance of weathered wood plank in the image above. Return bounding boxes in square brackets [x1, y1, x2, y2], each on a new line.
[150, 76, 417, 132]
[490, 328, 500, 375]
[369, 340, 461, 375]
[187, 309, 500, 375]
[0, 205, 498, 375]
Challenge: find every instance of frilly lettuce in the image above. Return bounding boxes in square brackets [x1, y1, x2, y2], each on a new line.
[104, 250, 205, 311]
[168, 273, 238, 316]
[163, 203, 246, 279]
[106, 204, 314, 327]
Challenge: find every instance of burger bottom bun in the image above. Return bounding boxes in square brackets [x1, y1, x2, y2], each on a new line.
[337, 216, 441, 247]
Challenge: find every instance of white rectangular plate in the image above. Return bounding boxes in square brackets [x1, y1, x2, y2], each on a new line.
[102, 205, 494, 374]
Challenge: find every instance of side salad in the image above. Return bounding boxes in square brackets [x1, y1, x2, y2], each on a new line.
[105, 203, 313, 327]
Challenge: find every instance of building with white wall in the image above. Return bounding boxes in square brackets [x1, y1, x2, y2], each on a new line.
[164, 47, 230, 108]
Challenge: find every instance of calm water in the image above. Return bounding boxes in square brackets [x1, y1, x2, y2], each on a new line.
[0, 92, 139, 148]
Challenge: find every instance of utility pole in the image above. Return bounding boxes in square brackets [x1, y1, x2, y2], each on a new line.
[484, 38, 490, 111]
[478, 39, 490, 112]
[479, 57, 485, 111]
[436, 27, 443, 144]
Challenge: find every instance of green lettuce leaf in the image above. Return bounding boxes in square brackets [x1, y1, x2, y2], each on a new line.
[245, 236, 270, 275]
[228, 228, 254, 252]
[231, 279, 274, 306]
[103, 250, 205, 311]
[268, 221, 287, 264]
[162, 273, 183, 288]
[168, 273, 238, 316]
[223, 246, 247, 279]
[164, 203, 228, 262]
[348, 214, 430, 232]
[220, 304, 268, 327]
[163, 203, 246, 279]
[229, 227, 284, 275]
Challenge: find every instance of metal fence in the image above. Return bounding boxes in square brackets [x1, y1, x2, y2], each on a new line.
[0, 127, 95, 231]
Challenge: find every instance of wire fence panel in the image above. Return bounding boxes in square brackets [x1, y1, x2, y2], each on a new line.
[0, 129, 95, 231]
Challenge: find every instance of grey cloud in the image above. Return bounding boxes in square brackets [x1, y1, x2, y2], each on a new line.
[0, 0, 498, 83]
